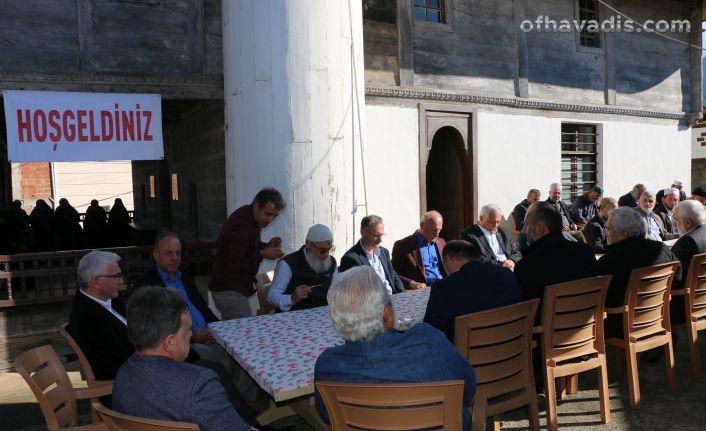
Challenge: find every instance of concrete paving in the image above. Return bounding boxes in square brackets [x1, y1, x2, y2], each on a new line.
[1, 332, 705, 431]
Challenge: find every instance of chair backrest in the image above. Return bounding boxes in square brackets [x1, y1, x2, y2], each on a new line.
[316, 380, 464, 431]
[685, 253, 706, 320]
[507, 212, 520, 242]
[623, 261, 680, 338]
[14, 345, 79, 431]
[60, 322, 98, 384]
[255, 270, 275, 315]
[541, 276, 611, 365]
[93, 401, 200, 431]
[454, 299, 539, 400]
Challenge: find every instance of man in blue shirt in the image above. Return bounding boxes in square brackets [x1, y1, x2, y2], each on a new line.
[392, 211, 447, 289]
[314, 266, 476, 430]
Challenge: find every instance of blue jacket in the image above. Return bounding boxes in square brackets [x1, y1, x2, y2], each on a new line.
[424, 260, 523, 342]
[113, 354, 250, 431]
[314, 323, 476, 430]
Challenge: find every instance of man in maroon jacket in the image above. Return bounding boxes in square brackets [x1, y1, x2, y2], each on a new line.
[209, 188, 286, 319]
[392, 211, 447, 289]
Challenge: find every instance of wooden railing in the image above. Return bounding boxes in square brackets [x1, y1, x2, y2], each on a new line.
[0, 241, 218, 308]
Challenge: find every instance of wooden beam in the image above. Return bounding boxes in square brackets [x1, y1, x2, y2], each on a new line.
[397, 0, 414, 87]
[512, 0, 528, 98]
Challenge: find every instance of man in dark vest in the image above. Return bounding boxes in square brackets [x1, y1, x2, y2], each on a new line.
[267, 224, 337, 312]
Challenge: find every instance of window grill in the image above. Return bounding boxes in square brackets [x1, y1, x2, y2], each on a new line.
[414, 0, 444, 23]
[561, 123, 598, 204]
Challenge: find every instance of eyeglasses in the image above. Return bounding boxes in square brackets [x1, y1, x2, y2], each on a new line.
[97, 272, 124, 279]
[364, 228, 386, 239]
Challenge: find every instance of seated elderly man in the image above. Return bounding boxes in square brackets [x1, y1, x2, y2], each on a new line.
[113, 287, 253, 431]
[268, 224, 337, 311]
[582, 197, 618, 253]
[67, 251, 133, 381]
[618, 183, 646, 208]
[546, 183, 578, 232]
[340, 215, 404, 294]
[314, 266, 476, 430]
[597, 207, 680, 338]
[655, 188, 680, 236]
[460, 204, 521, 270]
[690, 186, 706, 205]
[571, 185, 604, 228]
[392, 211, 446, 290]
[656, 179, 687, 203]
[512, 189, 541, 251]
[424, 240, 523, 342]
[671, 200, 706, 323]
[635, 190, 669, 241]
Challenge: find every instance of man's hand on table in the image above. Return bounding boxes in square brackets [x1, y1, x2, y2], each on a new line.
[291, 284, 311, 304]
[408, 281, 427, 290]
[192, 328, 214, 344]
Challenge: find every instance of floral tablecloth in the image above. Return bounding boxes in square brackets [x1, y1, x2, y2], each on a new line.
[209, 287, 430, 402]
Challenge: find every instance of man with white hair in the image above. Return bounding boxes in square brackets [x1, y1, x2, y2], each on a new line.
[460, 204, 521, 270]
[392, 210, 446, 289]
[656, 179, 687, 203]
[655, 188, 680, 235]
[635, 190, 669, 241]
[597, 207, 680, 338]
[67, 250, 133, 381]
[314, 266, 476, 430]
[268, 224, 337, 311]
[671, 200, 706, 323]
[546, 183, 578, 231]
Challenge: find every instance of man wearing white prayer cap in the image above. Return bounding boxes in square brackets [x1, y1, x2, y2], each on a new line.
[657, 179, 687, 203]
[267, 224, 338, 312]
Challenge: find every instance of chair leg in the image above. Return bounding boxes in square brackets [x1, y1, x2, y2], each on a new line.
[527, 391, 541, 431]
[665, 336, 676, 395]
[687, 324, 701, 382]
[545, 368, 559, 431]
[625, 344, 641, 407]
[568, 374, 578, 395]
[597, 356, 611, 424]
[471, 399, 488, 431]
[557, 377, 568, 400]
[492, 415, 500, 431]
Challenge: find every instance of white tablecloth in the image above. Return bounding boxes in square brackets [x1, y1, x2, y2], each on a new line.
[210, 287, 430, 402]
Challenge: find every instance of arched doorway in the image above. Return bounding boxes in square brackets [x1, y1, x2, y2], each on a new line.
[426, 126, 468, 240]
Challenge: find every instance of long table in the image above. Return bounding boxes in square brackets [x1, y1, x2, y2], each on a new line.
[210, 287, 430, 402]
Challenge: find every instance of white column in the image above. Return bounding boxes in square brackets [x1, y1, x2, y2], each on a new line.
[222, 0, 366, 253]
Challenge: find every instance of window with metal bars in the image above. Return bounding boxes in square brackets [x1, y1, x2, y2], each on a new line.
[414, 0, 444, 23]
[578, 0, 601, 48]
[561, 123, 598, 204]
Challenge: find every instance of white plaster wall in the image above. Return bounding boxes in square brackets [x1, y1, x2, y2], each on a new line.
[53, 161, 134, 212]
[223, 0, 365, 258]
[600, 120, 690, 197]
[474, 112, 559, 222]
[692, 126, 706, 159]
[363, 105, 420, 249]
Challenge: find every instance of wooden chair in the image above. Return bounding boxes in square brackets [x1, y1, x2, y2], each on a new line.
[671, 252, 706, 381]
[606, 261, 679, 407]
[454, 299, 540, 431]
[14, 345, 112, 431]
[507, 213, 520, 244]
[255, 270, 275, 315]
[59, 323, 114, 422]
[92, 401, 200, 431]
[316, 380, 464, 431]
[536, 276, 612, 431]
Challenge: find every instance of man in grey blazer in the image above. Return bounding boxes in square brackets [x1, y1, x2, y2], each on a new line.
[112, 287, 253, 431]
[460, 204, 521, 270]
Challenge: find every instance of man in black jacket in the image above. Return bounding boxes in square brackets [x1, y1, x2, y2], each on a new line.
[339, 215, 404, 294]
[597, 207, 681, 338]
[582, 197, 618, 253]
[460, 204, 521, 270]
[618, 183, 645, 208]
[671, 200, 706, 323]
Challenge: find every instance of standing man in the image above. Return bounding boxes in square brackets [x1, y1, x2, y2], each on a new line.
[209, 188, 286, 319]
[546, 183, 577, 232]
[339, 215, 405, 294]
[618, 183, 645, 208]
[582, 197, 618, 253]
[460, 204, 521, 270]
[392, 211, 446, 290]
[267, 224, 338, 312]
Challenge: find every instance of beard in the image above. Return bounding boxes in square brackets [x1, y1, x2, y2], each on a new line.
[306, 252, 333, 274]
[642, 206, 653, 215]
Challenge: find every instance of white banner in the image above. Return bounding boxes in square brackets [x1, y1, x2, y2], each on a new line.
[3, 90, 164, 162]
